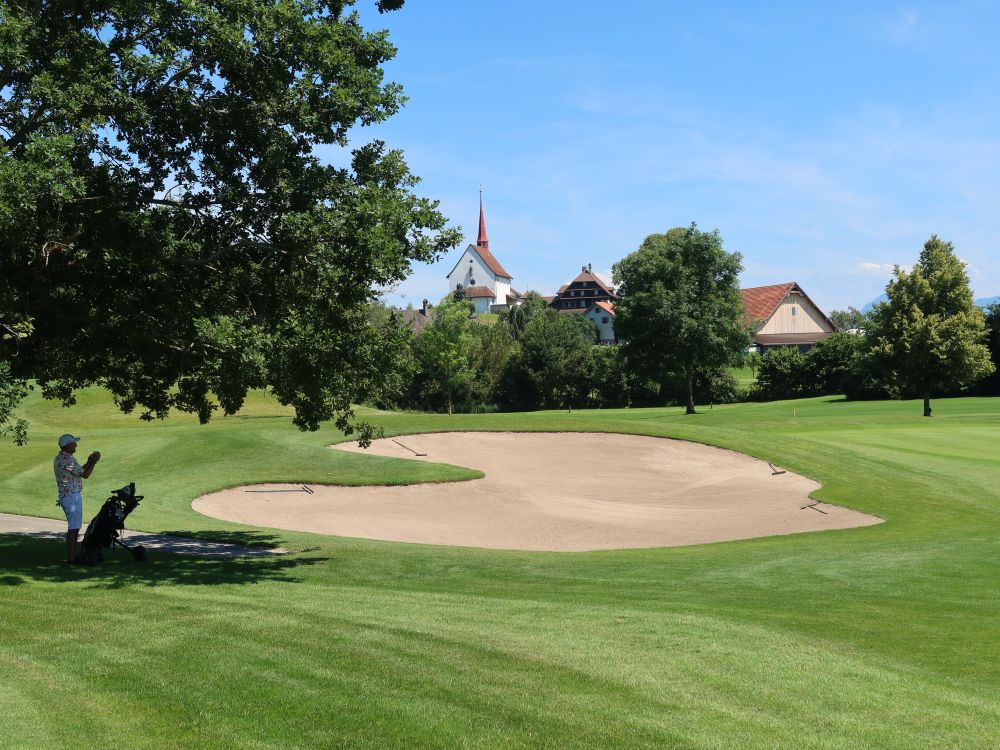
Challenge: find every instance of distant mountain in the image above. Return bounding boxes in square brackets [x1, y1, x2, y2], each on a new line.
[861, 293, 999, 312]
[861, 294, 887, 313]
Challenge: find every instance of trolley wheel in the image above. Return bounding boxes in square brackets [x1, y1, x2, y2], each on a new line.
[130, 545, 147, 562]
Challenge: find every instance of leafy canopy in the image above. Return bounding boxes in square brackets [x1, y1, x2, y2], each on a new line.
[613, 224, 750, 413]
[868, 235, 993, 415]
[412, 297, 476, 415]
[0, 0, 459, 443]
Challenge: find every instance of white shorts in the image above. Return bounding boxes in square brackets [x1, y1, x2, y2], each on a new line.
[58, 492, 83, 531]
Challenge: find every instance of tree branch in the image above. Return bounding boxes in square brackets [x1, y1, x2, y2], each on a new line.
[3, 101, 50, 152]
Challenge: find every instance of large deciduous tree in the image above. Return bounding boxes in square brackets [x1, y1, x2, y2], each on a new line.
[613, 225, 750, 414]
[502, 308, 596, 410]
[0, 0, 458, 443]
[412, 297, 475, 415]
[867, 236, 993, 416]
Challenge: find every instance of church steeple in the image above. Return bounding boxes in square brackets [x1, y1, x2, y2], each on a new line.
[476, 188, 489, 250]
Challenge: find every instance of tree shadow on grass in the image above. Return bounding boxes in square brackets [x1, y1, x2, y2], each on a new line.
[157, 528, 293, 549]
[0, 534, 325, 590]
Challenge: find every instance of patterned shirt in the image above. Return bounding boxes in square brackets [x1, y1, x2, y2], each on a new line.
[54, 451, 84, 498]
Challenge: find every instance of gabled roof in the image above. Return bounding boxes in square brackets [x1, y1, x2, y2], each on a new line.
[463, 285, 496, 299]
[740, 283, 797, 322]
[445, 244, 512, 281]
[476, 244, 512, 279]
[400, 308, 430, 335]
[589, 300, 616, 315]
[740, 282, 836, 332]
[567, 269, 616, 296]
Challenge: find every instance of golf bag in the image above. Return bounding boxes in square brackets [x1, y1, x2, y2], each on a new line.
[80, 482, 147, 563]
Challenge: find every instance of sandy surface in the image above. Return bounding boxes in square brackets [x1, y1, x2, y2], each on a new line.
[193, 432, 881, 551]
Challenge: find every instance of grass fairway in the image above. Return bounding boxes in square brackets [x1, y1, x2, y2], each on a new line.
[2, 389, 999, 749]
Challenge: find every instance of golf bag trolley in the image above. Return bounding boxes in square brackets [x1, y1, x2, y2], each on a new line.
[80, 482, 147, 563]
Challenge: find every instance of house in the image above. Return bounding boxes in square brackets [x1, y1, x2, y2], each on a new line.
[445, 196, 522, 314]
[400, 299, 433, 335]
[741, 282, 835, 352]
[584, 300, 617, 344]
[549, 264, 617, 312]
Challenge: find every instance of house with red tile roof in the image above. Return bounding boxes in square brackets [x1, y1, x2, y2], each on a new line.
[445, 196, 522, 314]
[584, 300, 617, 344]
[741, 282, 835, 352]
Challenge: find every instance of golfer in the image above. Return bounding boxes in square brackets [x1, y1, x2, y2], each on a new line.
[53, 434, 101, 564]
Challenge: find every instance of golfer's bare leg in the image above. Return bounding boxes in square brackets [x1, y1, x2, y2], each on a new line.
[67, 529, 79, 562]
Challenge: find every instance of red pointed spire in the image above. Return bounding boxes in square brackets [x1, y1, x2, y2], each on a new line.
[477, 190, 489, 249]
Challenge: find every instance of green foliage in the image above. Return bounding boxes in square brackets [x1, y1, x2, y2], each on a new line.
[464, 320, 516, 410]
[753, 347, 810, 401]
[411, 298, 475, 414]
[0, 362, 28, 444]
[499, 291, 551, 340]
[751, 335, 872, 402]
[499, 308, 597, 410]
[971, 304, 1000, 395]
[1, 0, 460, 439]
[829, 306, 869, 332]
[868, 236, 994, 415]
[613, 224, 751, 413]
[841, 348, 898, 401]
[806, 332, 862, 395]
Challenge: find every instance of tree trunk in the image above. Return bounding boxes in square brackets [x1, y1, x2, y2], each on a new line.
[447, 385, 453, 415]
[923, 396, 932, 417]
[685, 372, 696, 414]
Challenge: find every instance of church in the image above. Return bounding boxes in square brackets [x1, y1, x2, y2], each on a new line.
[445, 197, 522, 313]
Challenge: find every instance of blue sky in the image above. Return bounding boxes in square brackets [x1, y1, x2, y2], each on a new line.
[341, 1, 1000, 312]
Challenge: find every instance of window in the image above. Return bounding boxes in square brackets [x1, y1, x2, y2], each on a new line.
[791, 306, 797, 317]
[602, 316, 609, 324]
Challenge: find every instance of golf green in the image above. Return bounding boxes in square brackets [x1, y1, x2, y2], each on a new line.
[1, 388, 998, 749]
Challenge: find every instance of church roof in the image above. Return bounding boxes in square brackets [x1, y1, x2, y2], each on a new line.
[463, 285, 496, 298]
[444, 197, 513, 280]
[474, 245, 512, 279]
[444, 244, 513, 281]
[477, 194, 489, 249]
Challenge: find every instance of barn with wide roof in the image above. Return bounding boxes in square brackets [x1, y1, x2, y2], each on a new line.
[741, 282, 835, 352]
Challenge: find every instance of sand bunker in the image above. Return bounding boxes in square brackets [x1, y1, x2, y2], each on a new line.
[193, 432, 881, 551]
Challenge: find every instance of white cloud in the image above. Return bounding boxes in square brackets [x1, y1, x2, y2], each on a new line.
[858, 261, 898, 275]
